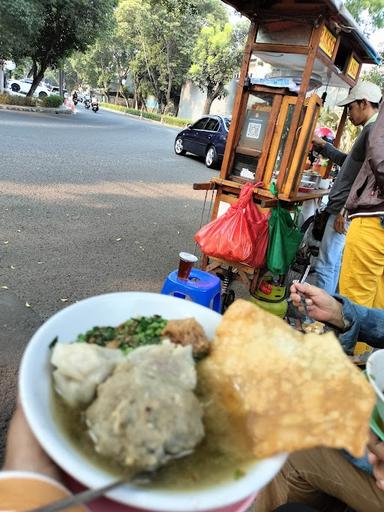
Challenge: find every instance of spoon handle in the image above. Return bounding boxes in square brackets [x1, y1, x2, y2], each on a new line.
[25, 478, 126, 512]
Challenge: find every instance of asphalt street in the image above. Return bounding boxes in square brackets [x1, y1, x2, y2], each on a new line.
[0, 105, 216, 462]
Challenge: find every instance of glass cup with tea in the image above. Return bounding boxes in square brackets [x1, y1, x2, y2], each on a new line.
[178, 252, 198, 280]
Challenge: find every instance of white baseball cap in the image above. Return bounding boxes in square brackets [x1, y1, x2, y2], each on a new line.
[338, 80, 382, 107]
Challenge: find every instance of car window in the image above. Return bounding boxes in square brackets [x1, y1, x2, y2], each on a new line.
[224, 118, 231, 131]
[204, 118, 220, 132]
[192, 118, 208, 130]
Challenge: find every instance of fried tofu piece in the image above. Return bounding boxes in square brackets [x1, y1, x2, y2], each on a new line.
[200, 299, 375, 458]
[162, 318, 210, 357]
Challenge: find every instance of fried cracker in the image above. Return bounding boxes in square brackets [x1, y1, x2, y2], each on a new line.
[200, 299, 375, 458]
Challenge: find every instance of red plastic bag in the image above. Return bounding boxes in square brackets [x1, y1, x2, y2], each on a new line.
[195, 183, 269, 267]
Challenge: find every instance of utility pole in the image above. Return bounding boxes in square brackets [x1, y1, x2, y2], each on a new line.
[59, 67, 64, 96]
[0, 60, 4, 94]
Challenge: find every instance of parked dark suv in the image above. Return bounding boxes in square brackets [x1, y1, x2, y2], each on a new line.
[174, 115, 230, 168]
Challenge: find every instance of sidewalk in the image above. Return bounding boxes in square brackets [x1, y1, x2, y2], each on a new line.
[0, 290, 42, 464]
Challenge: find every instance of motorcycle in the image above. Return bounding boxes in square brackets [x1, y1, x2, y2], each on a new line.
[84, 99, 91, 109]
[91, 102, 99, 113]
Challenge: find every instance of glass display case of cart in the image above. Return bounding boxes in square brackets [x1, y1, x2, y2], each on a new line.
[217, 5, 381, 202]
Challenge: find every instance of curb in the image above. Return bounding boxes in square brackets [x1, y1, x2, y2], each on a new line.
[0, 103, 73, 115]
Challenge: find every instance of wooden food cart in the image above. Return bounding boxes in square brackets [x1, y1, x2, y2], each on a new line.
[194, 0, 381, 305]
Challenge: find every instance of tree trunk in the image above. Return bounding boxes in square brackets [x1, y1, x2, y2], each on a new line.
[27, 64, 46, 97]
[165, 40, 173, 111]
[203, 94, 214, 115]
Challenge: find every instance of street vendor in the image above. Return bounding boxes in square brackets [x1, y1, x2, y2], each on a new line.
[339, 99, 384, 311]
[311, 81, 381, 295]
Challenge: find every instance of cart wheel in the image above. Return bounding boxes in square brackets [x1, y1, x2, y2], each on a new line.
[221, 289, 235, 313]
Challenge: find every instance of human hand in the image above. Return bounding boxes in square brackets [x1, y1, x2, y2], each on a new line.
[334, 213, 346, 234]
[367, 431, 384, 491]
[3, 403, 61, 481]
[290, 282, 344, 329]
[312, 135, 326, 148]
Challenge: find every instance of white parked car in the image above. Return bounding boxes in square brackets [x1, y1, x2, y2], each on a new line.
[7, 78, 51, 97]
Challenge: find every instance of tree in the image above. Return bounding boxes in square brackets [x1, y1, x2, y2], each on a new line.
[345, 0, 384, 30]
[362, 52, 384, 90]
[0, 0, 42, 61]
[116, 0, 227, 113]
[189, 18, 247, 114]
[19, 0, 116, 96]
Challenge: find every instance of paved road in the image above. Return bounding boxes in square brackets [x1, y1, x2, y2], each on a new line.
[0, 105, 216, 461]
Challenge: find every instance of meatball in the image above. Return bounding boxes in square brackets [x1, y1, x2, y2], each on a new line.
[85, 341, 204, 471]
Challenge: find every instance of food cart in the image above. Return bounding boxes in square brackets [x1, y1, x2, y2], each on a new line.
[194, 0, 381, 305]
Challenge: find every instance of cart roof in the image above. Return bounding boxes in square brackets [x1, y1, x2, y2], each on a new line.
[222, 0, 381, 65]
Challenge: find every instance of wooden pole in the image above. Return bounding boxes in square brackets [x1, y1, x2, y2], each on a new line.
[276, 19, 324, 193]
[220, 22, 257, 180]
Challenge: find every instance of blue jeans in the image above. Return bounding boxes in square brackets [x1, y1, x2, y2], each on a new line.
[313, 214, 346, 295]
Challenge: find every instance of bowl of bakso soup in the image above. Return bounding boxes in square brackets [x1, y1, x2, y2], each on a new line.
[19, 292, 286, 512]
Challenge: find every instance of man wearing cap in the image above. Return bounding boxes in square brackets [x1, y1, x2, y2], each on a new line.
[312, 80, 381, 294]
[339, 98, 384, 312]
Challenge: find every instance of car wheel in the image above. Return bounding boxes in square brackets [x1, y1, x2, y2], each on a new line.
[38, 91, 48, 98]
[205, 145, 218, 168]
[11, 83, 20, 92]
[174, 137, 186, 156]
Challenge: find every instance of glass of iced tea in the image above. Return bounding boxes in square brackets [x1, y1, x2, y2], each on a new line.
[178, 252, 198, 280]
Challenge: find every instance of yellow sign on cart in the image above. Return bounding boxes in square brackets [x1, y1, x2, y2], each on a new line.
[319, 26, 336, 59]
[347, 56, 360, 80]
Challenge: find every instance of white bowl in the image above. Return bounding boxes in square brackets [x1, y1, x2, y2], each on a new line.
[19, 292, 286, 512]
[367, 349, 384, 422]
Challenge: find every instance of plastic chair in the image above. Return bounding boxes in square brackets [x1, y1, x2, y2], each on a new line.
[161, 268, 221, 312]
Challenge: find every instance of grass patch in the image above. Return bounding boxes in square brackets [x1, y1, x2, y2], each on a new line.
[162, 115, 190, 127]
[100, 102, 191, 127]
[0, 93, 37, 106]
[141, 111, 162, 121]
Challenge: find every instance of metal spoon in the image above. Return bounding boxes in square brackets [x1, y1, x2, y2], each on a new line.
[25, 472, 152, 512]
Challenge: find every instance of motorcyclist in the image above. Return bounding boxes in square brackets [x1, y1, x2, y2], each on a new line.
[72, 91, 78, 105]
[91, 95, 99, 112]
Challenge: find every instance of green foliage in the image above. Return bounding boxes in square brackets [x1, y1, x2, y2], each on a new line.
[1, 0, 117, 96]
[39, 95, 64, 108]
[189, 18, 247, 114]
[110, 0, 228, 112]
[0, 0, 42, 60]
[362, 53, 384, 90]
[345, 0, 384, 30]
[318, 107, 340, 133]
[0, 92, 37, 106]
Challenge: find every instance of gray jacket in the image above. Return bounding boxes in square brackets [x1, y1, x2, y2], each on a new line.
[346, 102, 384, 217]
[320, 123, 374, 215]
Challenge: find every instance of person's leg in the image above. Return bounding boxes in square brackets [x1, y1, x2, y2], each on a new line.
[254, 447, 384, 512]
[340, 217, 384, 308]
[313, 214, 346, 295]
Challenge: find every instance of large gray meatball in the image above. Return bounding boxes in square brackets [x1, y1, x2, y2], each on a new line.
[85, 341, 204, 471]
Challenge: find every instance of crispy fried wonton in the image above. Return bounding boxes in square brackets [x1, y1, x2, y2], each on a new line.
[200, 299, 375, 458]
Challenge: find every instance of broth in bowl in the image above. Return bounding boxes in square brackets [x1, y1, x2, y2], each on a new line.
[51, 365, 255, 491]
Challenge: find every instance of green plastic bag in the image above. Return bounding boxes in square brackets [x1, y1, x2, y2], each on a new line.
[267, 185, 303, 276]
